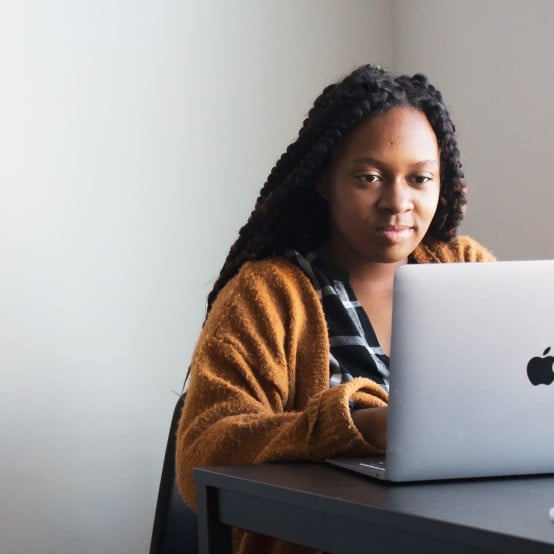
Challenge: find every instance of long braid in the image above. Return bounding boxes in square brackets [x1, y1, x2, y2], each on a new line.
[403, 73, 467, 238]
[206, 65, 467, 313]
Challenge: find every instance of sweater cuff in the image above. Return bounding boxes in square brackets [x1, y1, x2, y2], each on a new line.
[306, 377, 388, 459]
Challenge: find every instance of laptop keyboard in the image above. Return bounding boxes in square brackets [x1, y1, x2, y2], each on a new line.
[360, 458, 386, 470]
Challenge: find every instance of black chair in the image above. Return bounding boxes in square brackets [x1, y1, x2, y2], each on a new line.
[150, 393, 199, 554]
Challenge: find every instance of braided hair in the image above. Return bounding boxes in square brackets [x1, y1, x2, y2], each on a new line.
[207, 64, 466, 313]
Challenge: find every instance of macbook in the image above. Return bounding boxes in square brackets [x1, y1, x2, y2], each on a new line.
[327, 259, 554, 481]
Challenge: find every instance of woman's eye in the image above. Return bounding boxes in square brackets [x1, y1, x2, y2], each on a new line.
[412, 175, 432, 185]
[357, 174, 381, 183]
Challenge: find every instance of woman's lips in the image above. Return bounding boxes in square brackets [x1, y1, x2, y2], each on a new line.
[375, 225, 413, 243]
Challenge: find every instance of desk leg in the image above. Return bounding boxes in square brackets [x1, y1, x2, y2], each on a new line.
[197, 484, 233, 554]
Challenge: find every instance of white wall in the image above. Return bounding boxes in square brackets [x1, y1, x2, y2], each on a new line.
[393, 0, 554, 260]
[3, 1, 552, 552]
[0, 1, 393, 552]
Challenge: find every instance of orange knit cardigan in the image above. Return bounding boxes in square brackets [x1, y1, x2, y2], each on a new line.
[176, 235, 495, 554]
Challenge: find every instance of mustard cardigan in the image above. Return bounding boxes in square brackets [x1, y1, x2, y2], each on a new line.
[176, 236, 495, 554]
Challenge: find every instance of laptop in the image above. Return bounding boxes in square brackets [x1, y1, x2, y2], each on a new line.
[327, 259, 554, 482]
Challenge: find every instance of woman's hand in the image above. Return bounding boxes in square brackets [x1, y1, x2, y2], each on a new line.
[351, 406, 388, 450]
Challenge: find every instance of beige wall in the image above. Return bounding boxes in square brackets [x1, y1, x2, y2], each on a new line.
[0, 1, 392, 552]
[393, 0, 554, 260]
[2, 1, 552, 551]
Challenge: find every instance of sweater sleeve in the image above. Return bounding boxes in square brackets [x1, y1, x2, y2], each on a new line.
[175, 259, 388, 509]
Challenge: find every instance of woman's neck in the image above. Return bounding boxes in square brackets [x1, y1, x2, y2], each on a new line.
[316, 245, 406, 288]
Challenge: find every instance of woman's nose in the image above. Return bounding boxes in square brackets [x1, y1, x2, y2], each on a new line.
[377, 180, 413, 213]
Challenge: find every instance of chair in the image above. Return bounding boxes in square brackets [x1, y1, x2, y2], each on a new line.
[150, 393, 199, 554]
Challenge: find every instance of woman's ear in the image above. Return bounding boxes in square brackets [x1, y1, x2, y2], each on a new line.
[316, 175, 329, 200]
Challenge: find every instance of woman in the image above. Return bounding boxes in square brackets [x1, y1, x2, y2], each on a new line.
[176, 64, 495, 553]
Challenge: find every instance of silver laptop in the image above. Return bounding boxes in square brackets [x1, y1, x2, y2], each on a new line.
[327, 259, 554, 481]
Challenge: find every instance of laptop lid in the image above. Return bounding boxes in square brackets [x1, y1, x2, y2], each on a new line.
[384, 259, 554, 481]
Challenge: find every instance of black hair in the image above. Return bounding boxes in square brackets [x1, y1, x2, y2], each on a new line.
[206, 64, 466, 313]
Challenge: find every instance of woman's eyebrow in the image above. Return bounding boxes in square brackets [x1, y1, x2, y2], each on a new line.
[349, 157, 438, 168]
[349, 156, 385, 166]
[412, 159, 439, 168]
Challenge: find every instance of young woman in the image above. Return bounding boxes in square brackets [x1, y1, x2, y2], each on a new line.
[175, 64, 495, 553]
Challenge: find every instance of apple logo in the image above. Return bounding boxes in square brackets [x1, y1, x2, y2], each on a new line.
[526, 346, 554, 386]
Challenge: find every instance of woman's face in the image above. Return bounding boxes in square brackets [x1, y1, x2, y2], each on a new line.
[318, 106, 440, 272]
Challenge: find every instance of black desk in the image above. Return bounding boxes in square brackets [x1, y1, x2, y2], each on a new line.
[194, 463, 554, 554]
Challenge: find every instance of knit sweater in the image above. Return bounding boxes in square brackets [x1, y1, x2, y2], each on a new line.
[175, 235, 495, 554]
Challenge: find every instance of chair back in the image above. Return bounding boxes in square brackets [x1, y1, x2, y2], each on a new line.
[150, 393, 198, 554]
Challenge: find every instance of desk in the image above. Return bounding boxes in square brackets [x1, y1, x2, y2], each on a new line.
[194, 463, 554, 554]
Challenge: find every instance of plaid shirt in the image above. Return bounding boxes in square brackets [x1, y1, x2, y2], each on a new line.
[285, 250, 389, 392]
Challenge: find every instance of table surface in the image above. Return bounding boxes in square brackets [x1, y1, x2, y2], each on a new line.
[194, 462, 554, 554]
